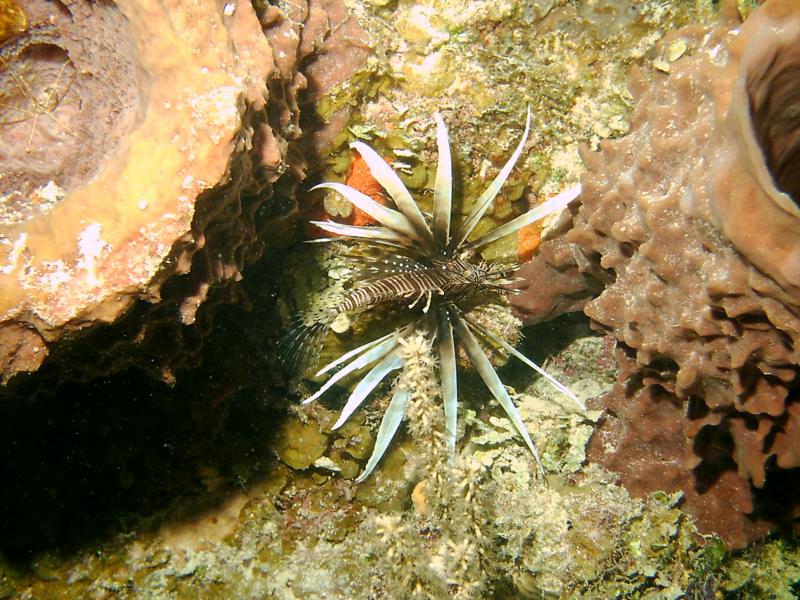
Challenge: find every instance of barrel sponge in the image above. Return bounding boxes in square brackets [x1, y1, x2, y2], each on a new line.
[559, 0, 800, 547]
[707, 0, 800, 299]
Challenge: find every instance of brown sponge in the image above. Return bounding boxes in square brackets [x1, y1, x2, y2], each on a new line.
[515, 0, 800, 548]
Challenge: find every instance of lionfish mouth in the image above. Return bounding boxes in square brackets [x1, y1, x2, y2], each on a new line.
[285, 109, 583, 481]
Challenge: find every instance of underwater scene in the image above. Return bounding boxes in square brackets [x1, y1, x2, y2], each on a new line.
[1, 0, 799, 597]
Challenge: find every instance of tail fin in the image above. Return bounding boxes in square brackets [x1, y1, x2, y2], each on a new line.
[278, 311, 333, 374]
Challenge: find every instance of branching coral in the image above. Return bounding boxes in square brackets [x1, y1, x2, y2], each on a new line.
[286, 110, 582, 480]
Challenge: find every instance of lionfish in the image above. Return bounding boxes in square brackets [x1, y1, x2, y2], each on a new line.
[286, 109, 583, 481]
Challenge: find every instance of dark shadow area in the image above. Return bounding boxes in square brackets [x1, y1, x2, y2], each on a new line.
[517, 311, 595, 364]
[0, 255, 289, 567]
[503, 311, 599, 392]
[751, 464, 800, 536]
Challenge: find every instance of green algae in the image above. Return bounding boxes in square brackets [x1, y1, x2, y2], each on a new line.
[314, 0, 718, 263]
[273, 415, 331, 470]
[737, 0, 761, 20]
[720, 538, 800, 598]
[314, 54, 394, 133]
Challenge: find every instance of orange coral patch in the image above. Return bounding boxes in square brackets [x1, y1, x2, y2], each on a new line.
[345, 153, 386, 227]
[306, 151, 390, 238]
[517, 221, 543, 263]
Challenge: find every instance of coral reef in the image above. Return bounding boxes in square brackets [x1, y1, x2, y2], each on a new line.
[311, 0, 715, 257]
[513, 0, 800, 547]
[0, 0, 369, 384]
[4, 319, 741, 600]
[8, 0, 798, 598]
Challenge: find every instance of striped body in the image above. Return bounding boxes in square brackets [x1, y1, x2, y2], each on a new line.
[333, 257, 486, 316]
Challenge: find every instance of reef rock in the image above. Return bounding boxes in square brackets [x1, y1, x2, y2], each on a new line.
[0, 0, 274, 382]
[513, 0, 800, 548]
[0, 0, 367, 384]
